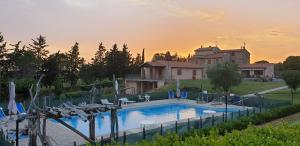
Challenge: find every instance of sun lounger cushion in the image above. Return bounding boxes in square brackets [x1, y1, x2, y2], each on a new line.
[0, 108, 6, 120]
[101, 99, 113, 105]
[168, 90, 175, 99]
[16, 103, 26, 114]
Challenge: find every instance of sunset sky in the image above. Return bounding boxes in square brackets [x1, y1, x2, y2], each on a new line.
[1, 0, 300, 63]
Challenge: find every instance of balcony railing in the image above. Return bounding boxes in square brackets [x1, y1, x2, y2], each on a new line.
[125, 74, 163, 80]
[125, 74, 142, 80]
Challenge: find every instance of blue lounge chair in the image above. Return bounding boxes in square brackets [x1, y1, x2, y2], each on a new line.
[0, 107, 7, 121]
[168, 90, 175, 99]
[101, 99, 113, 105]
[181, 91, 188, 99]
[232, 96, 241, 104]
[16, 103, 26, 115]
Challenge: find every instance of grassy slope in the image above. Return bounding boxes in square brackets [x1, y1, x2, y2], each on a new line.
[262, 88, 300, 125]
[264, 88, 300, 104]
[156, 80, 285, 95]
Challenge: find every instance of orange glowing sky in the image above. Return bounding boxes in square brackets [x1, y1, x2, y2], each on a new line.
[1, 0, 300, 63]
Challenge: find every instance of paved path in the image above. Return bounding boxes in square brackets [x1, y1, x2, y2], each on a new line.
[242, 86, 288, 97]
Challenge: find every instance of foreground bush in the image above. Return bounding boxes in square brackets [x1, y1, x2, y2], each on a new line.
[91, 105, 300, 146]
[137, 124, 300, 146]
[185, 104, 300, 137]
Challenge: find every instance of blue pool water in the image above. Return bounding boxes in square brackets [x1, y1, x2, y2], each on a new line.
[53, 103, 239, 136]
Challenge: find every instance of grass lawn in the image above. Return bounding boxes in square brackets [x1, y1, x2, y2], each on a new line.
[156, 79, 285, 95]
[260, 90, 300, 126]
[264, 88, 300, 104]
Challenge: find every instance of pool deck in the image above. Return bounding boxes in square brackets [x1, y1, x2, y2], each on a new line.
[6, 99, 250, 146]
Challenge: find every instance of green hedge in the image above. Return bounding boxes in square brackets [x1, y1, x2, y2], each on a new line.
[136, 124, 300, 146]
[186, 104, 300, 137]
[105, 105, 300, 146]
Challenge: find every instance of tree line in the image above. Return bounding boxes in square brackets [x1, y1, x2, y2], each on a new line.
[0, 33, 145, 98]
[152, 51, 191, 62]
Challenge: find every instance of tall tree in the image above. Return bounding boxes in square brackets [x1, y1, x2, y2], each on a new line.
[28, 35, 49, 77]
[151, 51, 182, 61]
[79, 63, 95, 83]
[66, 42, 84, 87]
[142, 48, 145, 63]
[0, 32, 7, 62]
[255, 60, 269, 64]
[43, 52, 68, 87]
[207, 63, 242, 120]
[105, 44, 121, 78]
[165, 51, 172, 61]
[0, 33, 7, 73]
[90, 42, 106, 80]
[92, 42, 106, 64]
[131, 53, 143, 74]
[6, 42, 36, 78]
[283, 56, 300, 71]
[282, 70, 300, 104]
[0, 32, 7, 99]
[120, 44, 132, 76]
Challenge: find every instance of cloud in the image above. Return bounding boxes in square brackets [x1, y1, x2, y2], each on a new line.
[63, 0, 101, 9]
[125, 0, 226, 22]
[264, 27, 292, 37]
[169, 5, 225, 22]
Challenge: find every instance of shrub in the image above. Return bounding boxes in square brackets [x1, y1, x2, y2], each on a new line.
[106, 124, 300, 146]
[100, 79, 113, 88]
[14, 78, 35, 99]
[63, 91, 89, 99]
[53, 77, 64, 96]
[101, 87, 114, 96]
[119, 104, 300, 146]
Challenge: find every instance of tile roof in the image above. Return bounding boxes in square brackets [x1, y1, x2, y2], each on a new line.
[239, 63, 274, 69]
[202, 53, 225, 59]
[195, 46, 221, 52]
[220, 48, 249, 53]
[142, 61, 202, 69]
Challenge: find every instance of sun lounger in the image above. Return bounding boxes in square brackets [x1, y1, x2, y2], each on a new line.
[232, 96, 241, 105]
[180, 91, 188, 99]
[0, 107, 9, 125]
[144, 94, 151, 102]
[62, 102, 88, 121]
[101, 99, 113, 105]
[119, 98, 136, 105]
[16, 103, 26, 115]
[138, 95, 144, 102]
[168, 90, 175, 99]
[0, 107, 7, 121]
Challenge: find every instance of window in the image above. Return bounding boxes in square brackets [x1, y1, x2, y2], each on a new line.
[177, 69, 182, 75]
[208, 59, 211, 64]
[193, 70, 197, 76]
[231, 52, 235, 56]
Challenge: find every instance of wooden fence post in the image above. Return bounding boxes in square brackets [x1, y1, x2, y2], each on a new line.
[123, 131, 126, 144]
[175, 121, 178, 133]
[212, 115, 214, 126]
[143, 127, 146, 140]
[160, 124, 163, 136]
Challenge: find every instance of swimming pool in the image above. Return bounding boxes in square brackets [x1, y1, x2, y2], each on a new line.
[53, 103, 239, 136]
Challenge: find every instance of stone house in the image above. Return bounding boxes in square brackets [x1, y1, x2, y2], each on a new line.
[191, 45, 274, 79]
[125, 61, 203, 94]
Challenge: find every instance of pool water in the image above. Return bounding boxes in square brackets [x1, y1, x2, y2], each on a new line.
[53, 103, 238, 136]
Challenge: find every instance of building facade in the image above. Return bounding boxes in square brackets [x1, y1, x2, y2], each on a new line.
[191, 46, 274, 79]
[125, 61, 203, 94]
[192, 46, 250, 66]
[239, 63, 274, 78]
